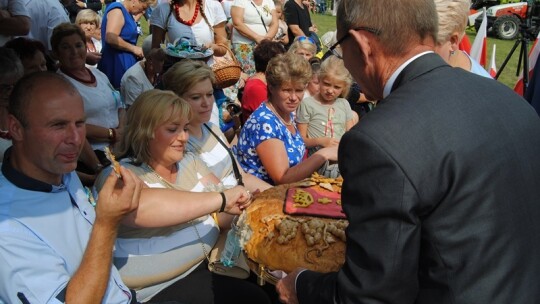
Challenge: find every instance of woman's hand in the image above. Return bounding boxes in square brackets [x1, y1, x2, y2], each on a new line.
[86, 51, 102, 66]
[319, 137, 340, 148]
[315, 144, 338, 162]
[223, 186, 253, 214]
[132, 45, 144, 59]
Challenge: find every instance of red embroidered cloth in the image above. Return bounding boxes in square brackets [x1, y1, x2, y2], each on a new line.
[283, 187, 345, 219]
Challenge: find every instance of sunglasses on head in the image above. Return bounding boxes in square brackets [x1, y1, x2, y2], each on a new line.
[296, 36, 316, 45]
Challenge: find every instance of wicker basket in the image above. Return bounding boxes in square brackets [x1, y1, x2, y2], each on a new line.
[212, 44, 242, 89]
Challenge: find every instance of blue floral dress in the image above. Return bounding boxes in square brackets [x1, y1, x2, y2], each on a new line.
[233, 102, 305, 184]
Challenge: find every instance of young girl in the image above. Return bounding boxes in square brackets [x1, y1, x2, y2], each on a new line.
[288, 36, 317, 61]
[296, 55, 355, 177]
[304, 57, 321, 98]
[273, 0, 289, 45]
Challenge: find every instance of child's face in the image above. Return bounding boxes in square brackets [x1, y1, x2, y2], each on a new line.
[275, 7, 282, 18]
[295, 48, 314, 61]
[306, 73, 320, 96]
[319, 75, 346, 103]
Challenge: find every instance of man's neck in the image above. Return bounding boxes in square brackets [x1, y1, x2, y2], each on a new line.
[379, 44, 435, 97]
[9, 150, 63, 186]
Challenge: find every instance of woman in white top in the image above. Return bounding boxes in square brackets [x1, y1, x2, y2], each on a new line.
[231, 0, 278, 75]
[150, 0, 229, 61]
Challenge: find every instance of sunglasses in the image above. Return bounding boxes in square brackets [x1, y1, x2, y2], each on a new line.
[296, 36, 316, 45]
[324, 27, 381, 60]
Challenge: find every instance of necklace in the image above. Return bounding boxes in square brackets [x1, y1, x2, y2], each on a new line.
[173, 0, 201, 26]
[143, 163, 177, 186]
[60, 67, 96, 85]
[142, 162, 211, 262]
[267, 102, 294, 126]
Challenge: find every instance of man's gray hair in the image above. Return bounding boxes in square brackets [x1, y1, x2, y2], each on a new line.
[337, 0, 438, 56]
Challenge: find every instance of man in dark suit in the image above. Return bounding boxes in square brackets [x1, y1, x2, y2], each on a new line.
[276, 0, 540, 303]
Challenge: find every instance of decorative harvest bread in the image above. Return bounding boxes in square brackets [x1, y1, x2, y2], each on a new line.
[238, 174, 348, 274]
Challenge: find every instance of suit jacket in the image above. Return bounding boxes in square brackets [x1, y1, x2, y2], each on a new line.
[297, 53, 540, 304]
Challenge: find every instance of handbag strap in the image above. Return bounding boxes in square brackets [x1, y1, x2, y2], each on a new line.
[250, 1, 268, 33]
[203, 123, 244, 186]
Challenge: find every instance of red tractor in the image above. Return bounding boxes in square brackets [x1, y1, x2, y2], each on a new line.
[474, 1, 540, 40]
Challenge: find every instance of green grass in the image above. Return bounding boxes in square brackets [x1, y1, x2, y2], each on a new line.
[311, 12, 337, 37]
[311, 13, 530, 89]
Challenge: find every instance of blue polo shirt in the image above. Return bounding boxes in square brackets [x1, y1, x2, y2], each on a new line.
[0, 148, 132, 304]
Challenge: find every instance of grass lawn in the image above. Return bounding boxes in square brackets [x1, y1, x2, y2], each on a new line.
[311, 13, 531, 89]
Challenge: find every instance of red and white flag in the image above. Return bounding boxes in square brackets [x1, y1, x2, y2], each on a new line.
[514, 31, 540, 95]
[489, 44, 497, 78]
[470, 8, 487, 68]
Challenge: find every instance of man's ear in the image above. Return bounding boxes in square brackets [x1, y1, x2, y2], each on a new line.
[350, 29, 372, 61]
[8, 114, 24, 142]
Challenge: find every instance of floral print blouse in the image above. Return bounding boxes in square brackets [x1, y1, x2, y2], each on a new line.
[233, 102, 305, 184]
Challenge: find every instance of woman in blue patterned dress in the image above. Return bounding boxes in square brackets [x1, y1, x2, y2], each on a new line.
[98, 0, 156, 88]
[233, 52, 337, 185]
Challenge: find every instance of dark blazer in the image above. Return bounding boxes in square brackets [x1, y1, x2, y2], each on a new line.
[65, 0, 102, 23]
[296, 53, 540, 304]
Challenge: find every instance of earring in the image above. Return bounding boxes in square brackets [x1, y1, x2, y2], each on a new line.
[450, 50, 455, 56]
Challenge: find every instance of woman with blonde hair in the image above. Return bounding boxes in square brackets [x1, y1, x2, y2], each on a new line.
[288, 35, 317, 61]
[234, 52, 337, 185]
[75, 9, 102, 67]
[434, 0, 492, 78]
[163, 59, 271, 192]
[98, 0, 156, 88]
[95, 89, 270, 303]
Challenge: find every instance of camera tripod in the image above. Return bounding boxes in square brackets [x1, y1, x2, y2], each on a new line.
[495, 2, 537, 96]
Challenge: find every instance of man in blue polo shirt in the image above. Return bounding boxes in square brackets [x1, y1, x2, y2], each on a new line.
[0, 72, 143, 303]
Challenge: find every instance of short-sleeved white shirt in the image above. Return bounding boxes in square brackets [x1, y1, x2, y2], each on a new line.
[150, 1, 226, 48]
[120, 61, 154, 106]
[231, 0, 275, 44]
[25, 0, 69, 50]
[0, 0, 30, 46]
[58, 68, 123, 151]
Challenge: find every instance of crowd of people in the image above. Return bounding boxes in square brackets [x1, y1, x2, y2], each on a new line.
[1, 0, 540, 303]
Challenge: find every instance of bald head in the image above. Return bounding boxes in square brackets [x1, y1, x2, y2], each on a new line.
[9, 72, 81, 127]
